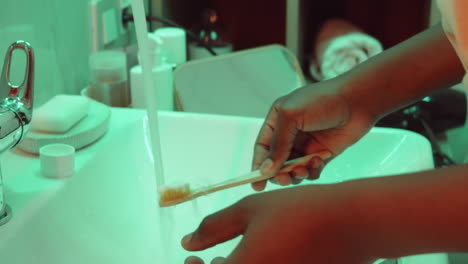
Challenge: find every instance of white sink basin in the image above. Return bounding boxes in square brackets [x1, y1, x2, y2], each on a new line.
[0, 108, 447, 263]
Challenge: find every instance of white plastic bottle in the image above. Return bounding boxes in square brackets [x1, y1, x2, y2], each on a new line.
[130, 33, 174, 110]
[154, 27, 186, 66]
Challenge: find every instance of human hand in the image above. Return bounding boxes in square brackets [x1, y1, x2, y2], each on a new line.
[252, 78, 375, 190]
[182, 184, 377, 264]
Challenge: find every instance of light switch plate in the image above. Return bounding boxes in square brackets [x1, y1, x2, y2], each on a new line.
[102, 8, 119, 44]
[89, 0, 129, 51]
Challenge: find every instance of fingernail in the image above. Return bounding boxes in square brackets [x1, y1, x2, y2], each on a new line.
[260, 158, 273, 174]
[212, 257, 227, 264]
[182, 232, 194, 246]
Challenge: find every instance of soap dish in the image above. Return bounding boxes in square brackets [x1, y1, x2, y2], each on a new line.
[17, 100, 111, 154]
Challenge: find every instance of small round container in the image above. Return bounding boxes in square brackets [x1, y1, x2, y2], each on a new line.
[40, 143, 75, 178]
[89, 51, 127, 83]
[88, 51, 129, 107]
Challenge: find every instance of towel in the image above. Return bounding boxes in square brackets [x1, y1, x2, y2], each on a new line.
[310, 19, 383, 81]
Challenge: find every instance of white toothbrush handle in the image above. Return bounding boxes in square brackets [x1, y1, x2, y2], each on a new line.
[194, 150, 332, 197]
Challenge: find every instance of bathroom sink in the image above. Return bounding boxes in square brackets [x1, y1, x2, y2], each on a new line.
[0, 108, 447, 263]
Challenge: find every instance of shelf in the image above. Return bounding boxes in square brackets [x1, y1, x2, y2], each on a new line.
[150, 0, 432, 75]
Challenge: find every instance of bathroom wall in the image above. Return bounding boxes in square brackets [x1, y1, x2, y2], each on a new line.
[0, 0, 91, 106]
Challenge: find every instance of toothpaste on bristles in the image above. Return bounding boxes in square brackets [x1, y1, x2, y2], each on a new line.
[158, 183, 192, 205]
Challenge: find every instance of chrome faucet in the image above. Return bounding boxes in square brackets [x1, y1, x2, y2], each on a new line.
[0, 41, 34, 225]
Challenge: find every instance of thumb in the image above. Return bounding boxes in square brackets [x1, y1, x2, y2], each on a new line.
[182, 202, 248, 251]
[260, 110, 299, 177]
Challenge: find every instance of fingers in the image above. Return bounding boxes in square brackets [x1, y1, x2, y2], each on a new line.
[274, 172, 292, 186]
[252, 152, 317, 190]
[251, 95, 330, 190]
[265, 109, 299, 177]
[251, 98, 283, 191]
[307, 156, 325, 180]
[184, 256, 227, 264]
[211, 257, 227, 264]
[251, 99, 283, 171]
[250, 153, 274, 191]
[251, 180, 267, 191]
[290, 166, 309, 185]
[182, 201, 248, 252]
[292, 166, 309, 180]
[185, 256, 204, 264]
[252, 141, 271, 172]
[270, 156, 326, 185]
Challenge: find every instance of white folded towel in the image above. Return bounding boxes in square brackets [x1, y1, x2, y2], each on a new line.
[310, 32, 383, 81]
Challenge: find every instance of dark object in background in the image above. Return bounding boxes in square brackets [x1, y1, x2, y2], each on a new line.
[188, 8, 233, 60]
[376, 89, 467, 167]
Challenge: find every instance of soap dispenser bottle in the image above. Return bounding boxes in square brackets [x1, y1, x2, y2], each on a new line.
[130, 33, 174, 110]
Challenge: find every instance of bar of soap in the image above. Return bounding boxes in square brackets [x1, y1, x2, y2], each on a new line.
[31, 95, 91, 134]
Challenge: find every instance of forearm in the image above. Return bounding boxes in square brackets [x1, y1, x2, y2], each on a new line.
[346, 164, 468, 258]
[339, 24, 464, 121]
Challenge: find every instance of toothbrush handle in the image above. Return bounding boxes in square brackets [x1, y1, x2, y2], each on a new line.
[195, 150, 333, 197]
[279, 150, 332, 173]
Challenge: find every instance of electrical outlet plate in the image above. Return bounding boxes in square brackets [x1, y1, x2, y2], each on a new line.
[89, 0, 130, 51]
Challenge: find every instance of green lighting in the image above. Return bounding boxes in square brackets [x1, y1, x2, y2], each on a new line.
[403, 106, 418, 115]
[210, 31, 218, 41]
[199, 31, 206, 39]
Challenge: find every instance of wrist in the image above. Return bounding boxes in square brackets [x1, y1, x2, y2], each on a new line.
[334, 179, 388, 259]
[300, 183, 381, 260]
[334, 72, 382, 127]
[327, 180, 384, 260]
[328, 176, 424, 260]
[336, 166, 468, 259]
[335, 24, 464, 124]
[336, 175, 421, 259]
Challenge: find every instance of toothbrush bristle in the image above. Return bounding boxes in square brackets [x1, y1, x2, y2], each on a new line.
[158, 184, 192, 204]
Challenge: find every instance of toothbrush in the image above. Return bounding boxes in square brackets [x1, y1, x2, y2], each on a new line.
[158, 150, 332, 207]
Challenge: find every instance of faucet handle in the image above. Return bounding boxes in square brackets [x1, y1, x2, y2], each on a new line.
[0, 40, 34, 112]
[0, 41, 34, 125]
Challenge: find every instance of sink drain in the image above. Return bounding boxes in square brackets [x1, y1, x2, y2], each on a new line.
[0, 204, 12, 226]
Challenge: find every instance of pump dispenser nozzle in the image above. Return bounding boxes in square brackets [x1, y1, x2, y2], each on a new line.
[131, 32, 175, 110]
[137, 33, 165, 68]
[147, 33, 164, 67]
